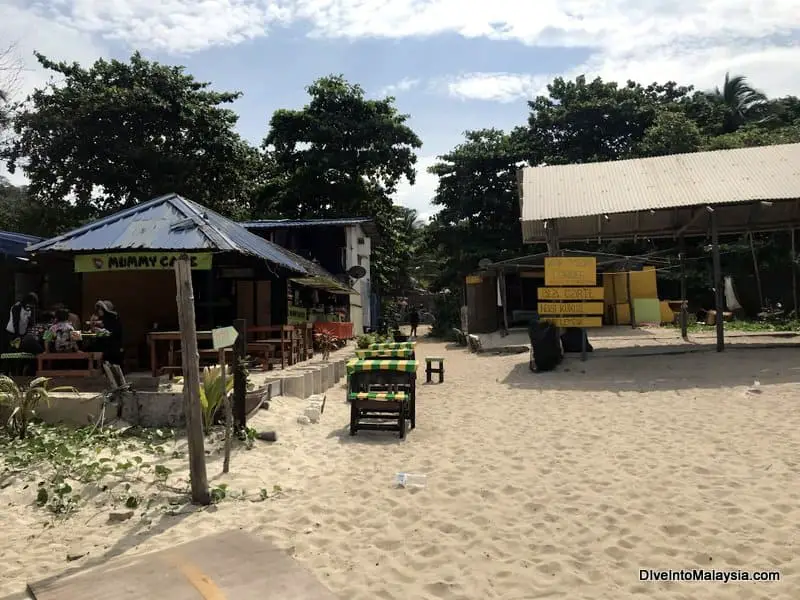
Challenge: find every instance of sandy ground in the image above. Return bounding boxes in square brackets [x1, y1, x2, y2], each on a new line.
[2, 338, 800, 599]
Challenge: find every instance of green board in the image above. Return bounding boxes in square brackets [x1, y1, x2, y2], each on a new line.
[633, 298, 661, 325]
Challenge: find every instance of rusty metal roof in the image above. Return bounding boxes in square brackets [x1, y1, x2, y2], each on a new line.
[26, 194, 308, 273]
[519, 143, 800, 242]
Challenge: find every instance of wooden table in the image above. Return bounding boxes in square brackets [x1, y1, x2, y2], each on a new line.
[147, 331, 213, 377]
[346, 359, 418, 437]
[355, 348, 415, 359]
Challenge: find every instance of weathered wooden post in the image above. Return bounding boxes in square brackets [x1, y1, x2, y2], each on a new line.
[233, 318, 247, 432]
[174, 256, 210, 505]
[710, 209, 724, 352]
[212, 325, 239, 474]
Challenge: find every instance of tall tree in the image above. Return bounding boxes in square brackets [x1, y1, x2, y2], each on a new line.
[255, 75, 422, 291]
[524, 75, 694, 165]
[2, 52, 259, 226]
[636, 110, 703, 157]
[426, 128, 527, 290]
[707, 72, 769, 133]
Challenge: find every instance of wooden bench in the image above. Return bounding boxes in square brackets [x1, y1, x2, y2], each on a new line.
[37, 351, 103, 377]
[0, 352, 37, 376]
[348, 390, 409, 439]
[425, 357, 444, 383]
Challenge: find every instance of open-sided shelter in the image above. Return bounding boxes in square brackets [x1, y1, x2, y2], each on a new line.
[517, 143, 800, 349]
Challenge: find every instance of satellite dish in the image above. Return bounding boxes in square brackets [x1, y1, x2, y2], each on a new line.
[347, 265, 367, 279]
[478, 258, 492, 269]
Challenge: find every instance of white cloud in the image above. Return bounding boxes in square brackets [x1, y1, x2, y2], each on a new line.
[377, 77, 420, 97]
[445, 72, 549, 103]
[0, 1, 106, 185]
[393, 155, 439, 222]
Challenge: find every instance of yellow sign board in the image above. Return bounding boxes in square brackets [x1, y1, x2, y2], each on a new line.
[544, 257, 596, 286]
[538, 287, 604, 300]
[538, 302, 604, 315]
[465, 275, 482, 285]
[75, 252, 212, 272]
[542, 316, 603, 328]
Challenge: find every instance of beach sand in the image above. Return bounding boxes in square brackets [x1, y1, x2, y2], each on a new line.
[2, 340, 799, 599]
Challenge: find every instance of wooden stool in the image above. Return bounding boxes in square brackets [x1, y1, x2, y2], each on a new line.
[425, 357, 444, 383]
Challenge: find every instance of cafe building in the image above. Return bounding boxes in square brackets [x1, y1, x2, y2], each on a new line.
[25, 193, 352, 373]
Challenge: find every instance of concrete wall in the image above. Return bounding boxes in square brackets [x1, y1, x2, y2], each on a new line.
[345, 224, 372, 332]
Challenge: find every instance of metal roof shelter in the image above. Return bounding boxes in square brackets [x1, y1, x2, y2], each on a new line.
[517, 143, 800, 352]
[241, 217, 378, 238]
[27, 194, 311, 274]
[519, 143, 800, 244]
[0, 230, 42, 259]
[488, 249, 673, 273]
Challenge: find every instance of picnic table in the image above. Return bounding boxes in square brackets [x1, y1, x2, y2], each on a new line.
[147, 330, 213, 377]
[367, 341, 416, 350]
[355, 348, 414, 359]
[347, 359, 418, 437]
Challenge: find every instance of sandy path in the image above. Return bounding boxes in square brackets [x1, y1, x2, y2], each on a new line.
[1, 341, 799, 599]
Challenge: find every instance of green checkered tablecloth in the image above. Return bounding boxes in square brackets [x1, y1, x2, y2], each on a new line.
[1, 352, 36, 360]
[367, 342, 416, 350]
[348, 391, 408, 401]
[346, 359, 418, 374]
[355, 348, 414, 359]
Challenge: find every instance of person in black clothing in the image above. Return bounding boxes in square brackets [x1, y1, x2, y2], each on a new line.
[408, 306, 420, 338]
[5, 292, 40, 352]
[92, 300, 124, 367]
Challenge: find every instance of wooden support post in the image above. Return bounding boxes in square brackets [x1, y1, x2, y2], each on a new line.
[233, 318, 247, 432]
[679, 236, 688, 340]
[792, 229, 798, 318]
[626, 266, 636, 328]
[174, 257, 210, 505]
[220, 348, 233, 474]
[500, 272, 509, 334]
[711, 212, 724, 352]
[748, 232, 763, 311]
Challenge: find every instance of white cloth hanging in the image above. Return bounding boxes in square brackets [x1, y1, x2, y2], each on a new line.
[496, 277, 503, 307]
[724, 276, 742, 311]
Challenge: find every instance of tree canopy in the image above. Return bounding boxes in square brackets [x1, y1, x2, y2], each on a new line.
[254, 75, 423, 292]
[2, 52, 258, 225]
[419, 73, 800, 293]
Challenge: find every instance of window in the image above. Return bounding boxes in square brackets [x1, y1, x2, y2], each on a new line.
[357, 237, 365, 245]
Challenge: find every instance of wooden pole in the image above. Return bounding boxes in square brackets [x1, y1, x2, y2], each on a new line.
[711, 213, 724, 352]
[626, 266, 636, 328]
[233, 318, 247, 432]
[792, 229, 798, 318]
[220, 348, 233, 474]
[500, 272, 509, 334]
[748, 232, 764, 311]
[679, 236, 688, 340]
[174, 257, 210, 505]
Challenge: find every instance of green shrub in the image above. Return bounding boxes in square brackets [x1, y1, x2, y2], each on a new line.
[430, 292, 461, 338]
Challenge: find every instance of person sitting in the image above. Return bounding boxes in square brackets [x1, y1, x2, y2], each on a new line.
[50, 303, 81, 330]
[92, 300, 123, 366]
[47, 309, 79, 353]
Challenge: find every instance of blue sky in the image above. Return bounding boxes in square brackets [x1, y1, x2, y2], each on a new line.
[1, 1, 799, 220]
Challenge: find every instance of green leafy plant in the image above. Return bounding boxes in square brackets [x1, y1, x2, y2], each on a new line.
[313, 331, 339, 360]
[199, 364, 233, 434]
[0, 376, 78, 439]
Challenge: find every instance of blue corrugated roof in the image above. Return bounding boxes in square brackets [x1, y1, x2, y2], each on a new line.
[27, 194, 309, 274]
[0, 230, 42, 258]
